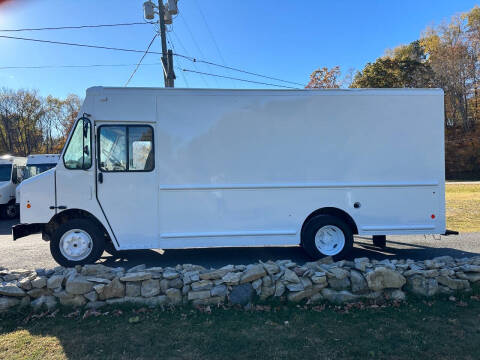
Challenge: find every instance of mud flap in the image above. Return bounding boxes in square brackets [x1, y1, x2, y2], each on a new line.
[12, 223, 42, 240]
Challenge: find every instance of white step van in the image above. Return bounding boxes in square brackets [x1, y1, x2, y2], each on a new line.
[0, 155, 26, 219]
[13, 87, 446, 266]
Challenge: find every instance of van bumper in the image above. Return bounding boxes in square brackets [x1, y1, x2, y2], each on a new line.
[12, 223, 43, 241]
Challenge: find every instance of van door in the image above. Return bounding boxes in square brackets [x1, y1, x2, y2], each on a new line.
[96, 124, 158, 249]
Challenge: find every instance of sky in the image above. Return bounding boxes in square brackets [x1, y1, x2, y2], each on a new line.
[0, 0, 479, 99]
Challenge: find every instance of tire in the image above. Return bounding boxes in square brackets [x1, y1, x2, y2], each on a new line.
[1, 203, 18, 219]
[301, 215, 354, 260]
[50, 218, 105, 267]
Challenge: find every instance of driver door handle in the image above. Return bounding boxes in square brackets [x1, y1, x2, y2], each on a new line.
[98, 172, 103, 184]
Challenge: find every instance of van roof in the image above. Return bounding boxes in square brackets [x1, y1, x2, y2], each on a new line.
[86, 86, 444, 97]
[27, 154, 60, 165]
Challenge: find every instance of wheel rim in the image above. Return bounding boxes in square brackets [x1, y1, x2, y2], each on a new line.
[5, 205, 16, 218]
[314, 225, 345, 256]
[59, 229, 93, 261]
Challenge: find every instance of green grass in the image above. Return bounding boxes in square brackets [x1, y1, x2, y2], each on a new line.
[446, 183, 480, 232]
[1, 289, 480, 360]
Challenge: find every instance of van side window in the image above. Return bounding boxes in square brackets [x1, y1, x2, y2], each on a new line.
[129, 126, 154, 171]
[99, 126, 127, 171]
[99, 125, 154, 172]
[64, 118, 92, 170]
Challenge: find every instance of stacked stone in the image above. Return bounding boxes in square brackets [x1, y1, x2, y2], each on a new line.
[1, 255, 480, 312]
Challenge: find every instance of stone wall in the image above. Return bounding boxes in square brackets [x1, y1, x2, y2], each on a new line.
[1, 255, 480, 312]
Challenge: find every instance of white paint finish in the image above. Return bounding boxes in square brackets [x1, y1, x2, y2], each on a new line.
[51, 96, 117, 246]
[0, 156, 26, 205]
[91, 87, 156, 123]
[18, 168, 56, 224]
[161, 229, 297, 239]
[17, 154, 60, 202]
[157, 185, 441, 248]
[125, 234, 299, 250]
[159, 181, 439, 190]
[26, 154, 60, 165]
[19, 87, 446, 252]
[361, 225, 436, 231]
[96, 162, 159, 249]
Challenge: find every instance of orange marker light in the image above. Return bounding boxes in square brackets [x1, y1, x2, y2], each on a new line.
[431, 214, 435, 219]
[26, 203, 31, 209]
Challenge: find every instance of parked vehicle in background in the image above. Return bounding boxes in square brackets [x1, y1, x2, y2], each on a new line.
[16, 154, 60, 208]
[0, 155, 26, 219]
[23, 154, 60, 180]
[13, 87, 446, 266]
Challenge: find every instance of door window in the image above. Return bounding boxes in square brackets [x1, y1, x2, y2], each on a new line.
[99, 126, 127, 171]
[63, 118, 92, 170]
[129, 127, 154, 171]
[99, 125, 154, 172]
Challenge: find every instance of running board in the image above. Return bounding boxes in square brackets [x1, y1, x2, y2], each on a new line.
[443, 229, 459, 236]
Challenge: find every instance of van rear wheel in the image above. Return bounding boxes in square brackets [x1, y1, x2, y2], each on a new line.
[50, 218, 105, 267]
[301, 215, 353, 260]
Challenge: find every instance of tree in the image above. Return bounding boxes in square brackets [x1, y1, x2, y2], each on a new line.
[421, 18, 475, 130]
[306, 66, 342, 88]
[351, 41, 435, 88]
[0, 88, 82, 156]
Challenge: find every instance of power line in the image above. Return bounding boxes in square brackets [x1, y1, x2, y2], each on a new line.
[0, 22, 150, 32]
[0, 63, 163, 70]
[170, 29, 208, 87]
[193, 0, 236, 88]
[0, 34, 304, 88]
[125, 34, 158, 87]
[190, 58, 306, 87]
[167, 33, 189, 88]
[178, 13, 218, 87]
[179, 68, 300, 89]
[0, 34, 164, 55]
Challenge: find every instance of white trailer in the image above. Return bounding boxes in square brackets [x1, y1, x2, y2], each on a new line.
[13, 87, 446, 266]
[0, 155, 26, 219]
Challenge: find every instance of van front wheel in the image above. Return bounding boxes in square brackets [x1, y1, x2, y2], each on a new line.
[50, 218, 105, 267]
[301, 215, 353, 260]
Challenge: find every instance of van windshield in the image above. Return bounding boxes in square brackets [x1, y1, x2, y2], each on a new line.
[24, 163, 57, 180]
[0, 164, 12, 182]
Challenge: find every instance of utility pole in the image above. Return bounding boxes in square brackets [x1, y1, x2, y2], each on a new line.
[144, 0, 177, 88]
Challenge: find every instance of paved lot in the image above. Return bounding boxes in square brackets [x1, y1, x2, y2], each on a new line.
[1, 219, 479, 270]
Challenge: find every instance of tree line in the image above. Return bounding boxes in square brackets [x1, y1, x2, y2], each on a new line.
[0, 88, 80, 156]
[307, 6, 480, 178]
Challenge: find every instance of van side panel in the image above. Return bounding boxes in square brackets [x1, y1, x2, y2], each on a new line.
[152, 90, 444, 248]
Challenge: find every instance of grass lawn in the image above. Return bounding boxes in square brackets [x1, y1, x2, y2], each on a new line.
[1, 290, 480, 360]
[446, 183, 480, 232]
